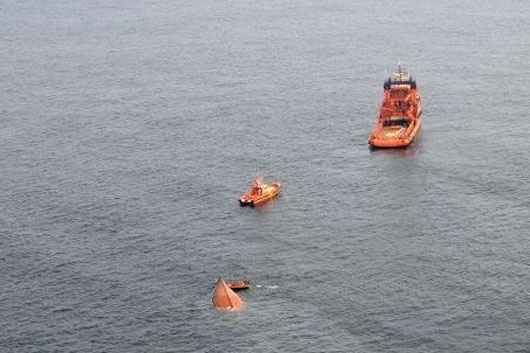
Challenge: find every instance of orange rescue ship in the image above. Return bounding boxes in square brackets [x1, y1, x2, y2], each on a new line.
[239, 176, 281, 207]
[369, 63, 422, 148]
[212, 277, 245, 311]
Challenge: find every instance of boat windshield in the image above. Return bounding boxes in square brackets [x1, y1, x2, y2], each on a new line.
[383, 119, 410, 127]
[390, 88, 410, 100]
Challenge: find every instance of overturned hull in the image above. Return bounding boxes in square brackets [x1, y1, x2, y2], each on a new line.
[212, 278, 244, 311]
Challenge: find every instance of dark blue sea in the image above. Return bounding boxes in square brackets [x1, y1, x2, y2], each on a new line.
[1, 0, 530, 352]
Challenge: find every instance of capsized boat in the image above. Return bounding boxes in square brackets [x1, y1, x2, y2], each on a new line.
[226, 280, 251, 291]
[239, 176, 281, 206]
[369, 63, 422, 148]
[212, 277, 244, 311]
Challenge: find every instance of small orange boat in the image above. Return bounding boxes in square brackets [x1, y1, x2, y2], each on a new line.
[226, 280, 250, 291]
[212, 277, 244, 311]
[369, 63, 423, 148]
[239, 176, 281, 207]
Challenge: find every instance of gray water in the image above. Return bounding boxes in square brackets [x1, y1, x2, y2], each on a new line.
[1, 0, 530, 352]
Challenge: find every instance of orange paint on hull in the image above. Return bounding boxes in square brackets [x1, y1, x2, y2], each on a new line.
[239, 177, 281, 206]
[212, 278, 244, 311]
[369, 64, 423, 148]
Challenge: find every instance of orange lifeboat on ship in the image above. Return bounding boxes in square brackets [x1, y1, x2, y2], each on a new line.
[239, 176, 281, 207]
[369, 63, 422, 148]
[212, 277, 244, 311]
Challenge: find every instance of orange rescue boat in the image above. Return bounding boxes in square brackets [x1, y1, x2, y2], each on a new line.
[226, 280, 251, 291]
[239, 176, 281, 207]
[369, 63, 422, 148]
[212, 277, 244, 311]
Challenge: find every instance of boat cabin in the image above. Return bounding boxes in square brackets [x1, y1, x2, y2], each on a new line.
[251, 178, 266, 195]
[384, 65, 417, 90]
[251, 185, 263, 195]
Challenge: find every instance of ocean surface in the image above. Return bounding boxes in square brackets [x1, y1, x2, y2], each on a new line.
[1, 0, 530, 352]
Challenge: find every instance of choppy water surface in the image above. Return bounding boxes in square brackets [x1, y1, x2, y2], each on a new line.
[2, 0, 530, 352]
